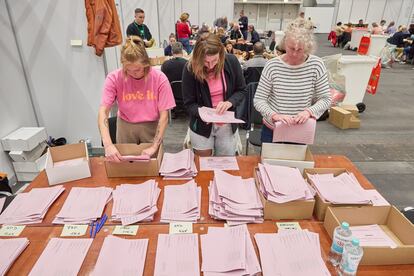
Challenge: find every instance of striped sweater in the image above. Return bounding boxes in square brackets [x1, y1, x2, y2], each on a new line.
[253, 55, 331, 128]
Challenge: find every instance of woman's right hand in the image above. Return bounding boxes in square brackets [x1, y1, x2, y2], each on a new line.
[104, 144, 122, 162]
[271, 113, 295, 126]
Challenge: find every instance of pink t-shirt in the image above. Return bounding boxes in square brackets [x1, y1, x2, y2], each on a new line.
[207, 71, 227, 107]
[101, 68, 176, 123]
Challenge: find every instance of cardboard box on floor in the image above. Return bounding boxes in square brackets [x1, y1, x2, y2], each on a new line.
[341, 104, 359, 117]
[324, 206, 414, 265]
[261, 143, 315, 174]
[1, 127, 47, 151]
[104, 143, 163, 177]
[303, 168, 372, 221]
[45, 143, 91, 185]
[253, 167, 315, 219]
[13, 153, 47, 173]
[9, 141, 47, 162]
[329, 106, 360, 129]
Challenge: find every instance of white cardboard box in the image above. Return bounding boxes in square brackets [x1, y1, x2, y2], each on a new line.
[13, 153, 47, 173]
[9, 141, 47, 162]
[1, 127, 47, 151]
[261, 143, 315, 174]
[45, 143, 91, 185]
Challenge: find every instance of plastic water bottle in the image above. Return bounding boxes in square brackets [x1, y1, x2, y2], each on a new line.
[328, 221, 352, 266]
[338, 238, 364, 276]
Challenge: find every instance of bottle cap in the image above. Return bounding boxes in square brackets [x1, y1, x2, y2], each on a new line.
[352, 238, 360, 246]
[341, 222, 350, 229]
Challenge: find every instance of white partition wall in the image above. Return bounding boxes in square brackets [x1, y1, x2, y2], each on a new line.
[365, 0, 387, 24]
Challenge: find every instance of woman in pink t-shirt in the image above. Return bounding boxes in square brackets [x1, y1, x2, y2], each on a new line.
[98, 36, 176, 161]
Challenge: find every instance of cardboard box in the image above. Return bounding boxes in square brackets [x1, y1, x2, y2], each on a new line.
[9, 141, 47, 162]
[329, 107, 361, 129]
[324, 206, 414, 265]
[261, 143, 315, 174]
[45, 143, 91, 185]
[303, 168, 372, 221]
[341, 104, 359, 117]
[1, 127, 47, 151]
[253, 167, 315, 219]
[105, 143, 163, 177]
[13, 153, 47, 173]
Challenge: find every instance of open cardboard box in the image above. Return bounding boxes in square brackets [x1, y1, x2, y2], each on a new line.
[104, 143, 163, 177]
[324, 205, 414, 265]
[261, 143, 315, 174]
[1, 127, 47, 151]
[253, 167, 315, 220]
[303, 168, 372, 221]
[45, 143, 91, 185]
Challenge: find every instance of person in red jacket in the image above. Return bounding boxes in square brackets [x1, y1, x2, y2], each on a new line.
[176, 13, 193, 54]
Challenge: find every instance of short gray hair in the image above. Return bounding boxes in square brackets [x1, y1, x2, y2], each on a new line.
[280, 18, 316, 55]
[171, 42, 183, 55]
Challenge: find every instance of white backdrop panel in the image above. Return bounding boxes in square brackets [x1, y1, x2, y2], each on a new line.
[181, 0, 199, 27]
[216, 0, 234, 28]
[158, 0, 175, 45]
[199, 1, 216, 27]
[383, 0, 404, 24]
[398, 0, 414, 26]
[337, 0, 352, 23]
[349, 0, 370, 23]
[365, 0, 387, 24]
[303, 7, 335, 33]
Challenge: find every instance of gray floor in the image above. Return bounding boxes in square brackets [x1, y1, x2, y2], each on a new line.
[164, 34, 414, 210]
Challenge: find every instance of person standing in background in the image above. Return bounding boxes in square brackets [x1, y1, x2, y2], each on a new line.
[176, 13, 193, 54]
[238, 10, 249, 40]
[126, 8, 153, 47]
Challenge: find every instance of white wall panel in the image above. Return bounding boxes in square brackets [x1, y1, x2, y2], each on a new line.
[199, 1, 216, 27]
[216, 0, 234, 28]
[158, 0, 175, 46]
[337, 0, 352, 23]
[398, 0, 414, 26]
[303, 7, 335, 33]
[366, 0, 387, 24]
[181, 0, 199, 27]
[349, 0, 369, 23]
[383, 0, 404, 25]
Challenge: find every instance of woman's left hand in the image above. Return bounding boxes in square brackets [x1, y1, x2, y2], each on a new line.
[294, 110, 311, 124]
[215, 101, 233, 115]
[142, 144, 159, 157]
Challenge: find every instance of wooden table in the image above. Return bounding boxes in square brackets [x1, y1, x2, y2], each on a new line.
[4, 155, 414, 275]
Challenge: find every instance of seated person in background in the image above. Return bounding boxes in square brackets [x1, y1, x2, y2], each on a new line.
[98, 36, 176, 161]
[242, 42, 267, 70]
[269, 31, 276, 51]
[371, 22, 384, 35]
[224, 40, 235, 54]
[380, 20, 387, 32]
[248, 25, 260, 45]
[161, 42, 187, 118]
[230, 24, 243, 41]
[387, 25, 411, 60]
[234, 38, 249, 52]
[126, 8, 154, 47]
[214, 16, 228, 30]
[182, 33, 246, 156]
[164, 33, 176, 56]
[216, 27, 228, 44]
[254, 20, 331, 143]
[340, 23, 352, 48]
[386, 21, 397, 35]
[335, 22, 344, 47]
[355, 19, 365, 28]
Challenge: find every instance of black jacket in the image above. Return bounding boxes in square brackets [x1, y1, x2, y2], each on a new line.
[182, 54, 247, 138]
[126, 22, 152, 41]
[387, 32, 410, 47]
[251, 30, 260, 44]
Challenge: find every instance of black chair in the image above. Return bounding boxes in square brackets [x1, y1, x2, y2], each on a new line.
[244, 82, 263, 155]
[101, 116, 117, 146]
[170, 80, 185, 120]
[243, 66, 264, 85]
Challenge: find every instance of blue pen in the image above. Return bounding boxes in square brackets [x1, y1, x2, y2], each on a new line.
[89, 222, 95, 238]
[93, 214, 107, 238]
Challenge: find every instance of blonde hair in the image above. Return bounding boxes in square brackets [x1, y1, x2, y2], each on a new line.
[180, 12, 189, 22]
[121, 36, 151, 77]
[188, 33, 225, 82]
[280, 18, 316, 55]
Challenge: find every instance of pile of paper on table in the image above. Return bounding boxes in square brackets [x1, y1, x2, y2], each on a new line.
[159, 149, 197, 179]
[53, 187, 112, 224]
[209, 170, 263, 226]
[201, 224, 261, 276]
[160, 180, 201, 223]
[112, 180, 161, 225]
[0, 185, 65, 225]
[0, 238, 29, 275]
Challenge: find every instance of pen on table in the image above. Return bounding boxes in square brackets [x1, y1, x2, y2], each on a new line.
[89, 222, 95, 238]
[93, 214, 108, 238]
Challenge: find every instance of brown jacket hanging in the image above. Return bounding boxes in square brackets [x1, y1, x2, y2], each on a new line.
[85, 0, 122, 56]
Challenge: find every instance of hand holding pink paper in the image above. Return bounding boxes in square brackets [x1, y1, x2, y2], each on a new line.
[273, 118, 316, 144]
[199, 107, 245, 124]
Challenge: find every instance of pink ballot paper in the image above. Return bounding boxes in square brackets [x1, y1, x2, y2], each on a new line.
[273, 118, 316, 144]
[120, 154, 150, 162]
[199, 107, 245, 124]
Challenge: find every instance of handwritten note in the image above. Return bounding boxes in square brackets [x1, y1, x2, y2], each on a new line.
[0, 225, 26, 236]
[112, 225, 139, 236]
[276, 222, 302, 231]
[169, 222, 193, 234]
[61, 224, 88, 237]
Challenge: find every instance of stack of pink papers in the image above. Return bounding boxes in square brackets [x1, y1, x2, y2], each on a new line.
[0, 186, 65, 225]
[112, 180, 161, 225]
[161, 180, 201, 223]
[0, 238, 29, 275]
[273, 119, 316, 144]
[209, 170, 263, 226]
[53, 187, 112, 224]
[120, 154, 150, 162]
[29, 238, 93, 276]
[201, 224, 261, 276]
[92, 236, 148, 276]
[349, 224, 397, 248]
[306, 172, 371, 204]
[159, 149, 197, 179]
[154, 233, 200, 276]
[256, 163, 315, 203]
[255, 230, 330, 276]
[199, 107, 245, 124]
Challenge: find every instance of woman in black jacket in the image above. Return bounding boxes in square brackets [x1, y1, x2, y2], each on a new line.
[182, 33, 246, 156]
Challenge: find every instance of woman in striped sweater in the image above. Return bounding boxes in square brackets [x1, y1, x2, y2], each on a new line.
[253, 20, 331, 143]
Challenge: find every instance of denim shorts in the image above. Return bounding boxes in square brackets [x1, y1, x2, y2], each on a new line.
[190, 124, 237, 156]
